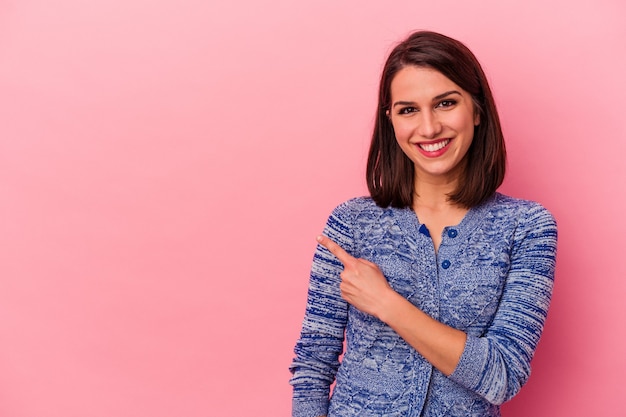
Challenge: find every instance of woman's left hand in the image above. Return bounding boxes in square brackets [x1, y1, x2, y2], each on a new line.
[316, 235, 395, 319]
[317, 234, 466, 376]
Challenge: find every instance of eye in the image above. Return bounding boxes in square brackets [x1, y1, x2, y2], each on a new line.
[397, 106, 417, 115]
[436, 99, 457, 109]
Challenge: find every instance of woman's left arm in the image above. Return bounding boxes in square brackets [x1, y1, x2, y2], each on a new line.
[317, 203, 557, 405]
[448, 204, 557, 404]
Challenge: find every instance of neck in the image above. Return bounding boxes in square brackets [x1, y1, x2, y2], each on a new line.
[412, 178, 458, 210]
[411, 179, 469, 253]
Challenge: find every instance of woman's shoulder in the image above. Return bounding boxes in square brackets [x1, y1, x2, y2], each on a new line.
[487, 192, 557, 229]
[330, 196, 383, 215]
[326, 196, 397, 228]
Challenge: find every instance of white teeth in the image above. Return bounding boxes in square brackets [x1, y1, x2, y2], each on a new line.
[419, 139, 450, 152]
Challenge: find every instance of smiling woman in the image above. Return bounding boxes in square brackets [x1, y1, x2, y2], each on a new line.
[289, 31, 557, 417]
[388, 67, 479, 196]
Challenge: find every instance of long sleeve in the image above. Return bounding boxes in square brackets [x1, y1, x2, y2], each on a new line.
[449, 202, 558, 404]
[289, 202, 355, 417]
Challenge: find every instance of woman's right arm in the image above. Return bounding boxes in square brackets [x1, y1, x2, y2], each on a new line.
[289, 203, 354, 417]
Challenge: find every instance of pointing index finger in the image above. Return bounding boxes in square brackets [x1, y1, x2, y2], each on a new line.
[316, 235, 356, 266]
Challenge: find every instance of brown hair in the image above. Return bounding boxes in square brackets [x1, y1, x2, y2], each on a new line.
[366, 31, 506, 209]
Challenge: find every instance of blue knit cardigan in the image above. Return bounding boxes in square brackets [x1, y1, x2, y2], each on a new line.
[290, 193, 557, 417]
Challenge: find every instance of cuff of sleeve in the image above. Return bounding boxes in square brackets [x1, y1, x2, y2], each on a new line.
[449, 334, 488, 390]
[292, 398, 329, 417]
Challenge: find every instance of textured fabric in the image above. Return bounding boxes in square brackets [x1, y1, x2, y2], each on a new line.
[289, 193, 557, 417]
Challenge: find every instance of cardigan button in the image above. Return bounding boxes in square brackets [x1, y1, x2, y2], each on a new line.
[442, 260, 451, 269]
[447, 229, 458, 238]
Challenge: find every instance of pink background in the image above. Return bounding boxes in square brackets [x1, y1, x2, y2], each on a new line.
[1, 0, 625, 416]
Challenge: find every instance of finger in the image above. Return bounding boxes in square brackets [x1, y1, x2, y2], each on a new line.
[316, 235, 356, 266]
[359, 258, 378, 268]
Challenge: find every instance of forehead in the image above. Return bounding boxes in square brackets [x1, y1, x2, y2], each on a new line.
[390, 66, 466, 99]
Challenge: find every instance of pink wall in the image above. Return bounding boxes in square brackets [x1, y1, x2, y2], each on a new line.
[1, 1, 624, 416]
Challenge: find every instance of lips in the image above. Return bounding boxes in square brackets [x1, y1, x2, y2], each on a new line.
[418, 139, 450, 152]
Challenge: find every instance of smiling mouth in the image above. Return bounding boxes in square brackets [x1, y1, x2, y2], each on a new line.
[418, 139, 450, 152]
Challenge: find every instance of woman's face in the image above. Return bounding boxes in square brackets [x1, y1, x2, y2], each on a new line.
[388, 66, 479, 185]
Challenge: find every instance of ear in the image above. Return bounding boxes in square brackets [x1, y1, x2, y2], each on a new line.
[385, 109, 390, 118]
[474, 112, 480, 126]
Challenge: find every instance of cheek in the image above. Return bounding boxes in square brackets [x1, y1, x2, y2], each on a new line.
[451, 112, 477, 135]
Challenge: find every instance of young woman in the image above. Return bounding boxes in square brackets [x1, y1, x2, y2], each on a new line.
[289, 31, 557, 417]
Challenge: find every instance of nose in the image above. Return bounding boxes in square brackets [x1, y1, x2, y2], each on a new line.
[417, 110, 442, 139]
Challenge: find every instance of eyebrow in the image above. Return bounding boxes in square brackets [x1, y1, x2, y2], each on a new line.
[392, 90, 462, 108]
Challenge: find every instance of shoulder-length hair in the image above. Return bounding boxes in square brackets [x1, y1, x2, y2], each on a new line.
[366, 31, 506, 209]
